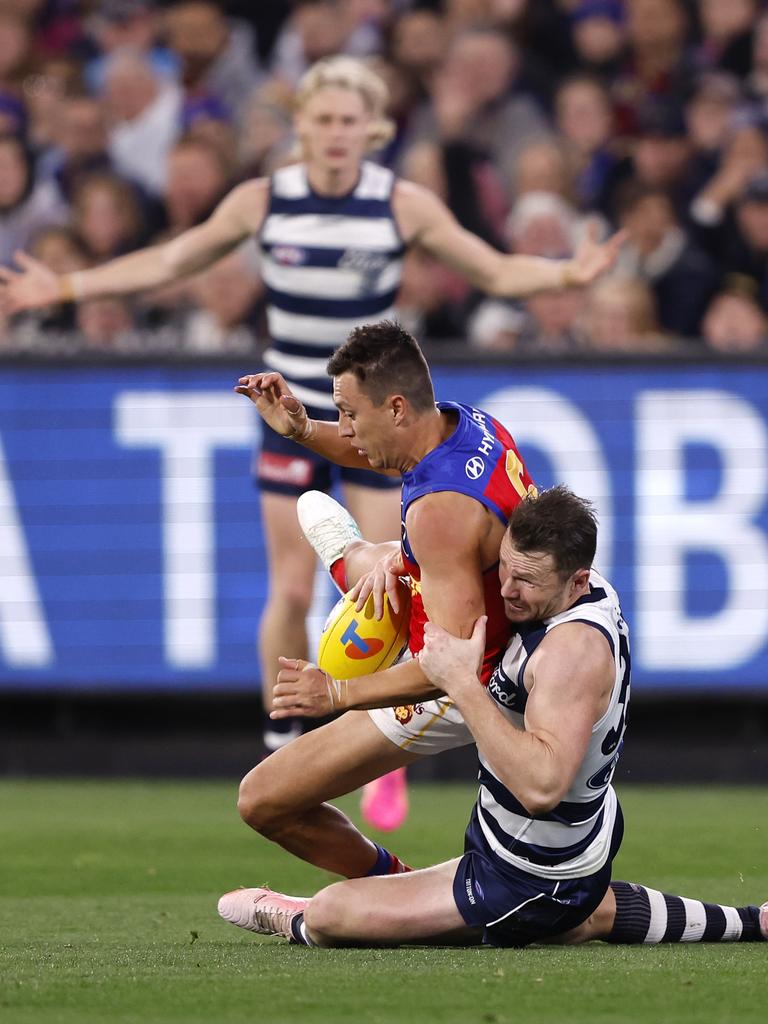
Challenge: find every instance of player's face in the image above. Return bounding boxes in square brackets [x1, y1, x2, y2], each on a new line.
[498, 534, 583, 623]
[333, 373, 395, 470]
[295, 87, 371, 172]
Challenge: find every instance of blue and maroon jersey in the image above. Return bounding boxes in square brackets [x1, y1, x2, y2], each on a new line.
[400, 401, 536, 684]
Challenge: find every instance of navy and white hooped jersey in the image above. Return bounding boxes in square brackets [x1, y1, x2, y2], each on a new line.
[469, 570, 631, 879]
[258, 161, 405, 411]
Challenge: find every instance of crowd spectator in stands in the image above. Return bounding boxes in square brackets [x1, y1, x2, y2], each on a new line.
[683, 72, 744, 200]
[613, 0, 694, 133]
[568, 0, 626, 85]
[71, 173, 147, 262]
[164, 0, 261, 123]
[694, 0, 757, 79]
[84, 0, 179, 94]
[102, 50, 183, 196]
[402, 27, 550, 194]
[0, 134, 67, 267]
[161, 135, 232, 235]
[701, 172, 768, 311]
[614, 182, 719, 336]
[581, 276, 672, 351]
[468, 190, 587, 352]
[76, 296, 138, 350]
[0, 10, 31, 95]
[701, 283, 768, 352]
[554, 74, 620, 215]
[40, 94, 112, 204]
[182, 242, 262, 354]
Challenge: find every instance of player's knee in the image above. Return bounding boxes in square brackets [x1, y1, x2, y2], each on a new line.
[303, 884, 351, 944]
[265, 580, 313, 619]
[237, 769, 291, 836]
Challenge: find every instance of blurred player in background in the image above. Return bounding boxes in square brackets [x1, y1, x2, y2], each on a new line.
[219, 487, 768, 950]
[0, 56, 623, 828]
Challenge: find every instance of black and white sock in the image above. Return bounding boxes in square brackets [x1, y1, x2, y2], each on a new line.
[263, 715, 302, 754]
[290, 912, 316, 946]
[608, 881, 765, 944]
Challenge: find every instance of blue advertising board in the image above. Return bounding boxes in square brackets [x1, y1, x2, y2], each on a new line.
[0, 361, 766, 692]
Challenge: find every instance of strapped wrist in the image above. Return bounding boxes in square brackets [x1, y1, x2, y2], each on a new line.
[58, 272, 83, 304]
[289, 418, 316, 443]
[560, 262, 579, 288]
[324, 672, 349, 711]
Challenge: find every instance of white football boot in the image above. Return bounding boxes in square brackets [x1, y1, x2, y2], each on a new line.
[760, 901, 768, 939]
[218, 887, 310, 940]
[297, 491, 362, 587]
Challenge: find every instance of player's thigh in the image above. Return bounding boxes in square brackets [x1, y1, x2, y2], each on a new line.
[307, 858, 478, 943]
[240, 709, 422, 814]
[260, 491, 317, 597]
[342, 479, 401, 544]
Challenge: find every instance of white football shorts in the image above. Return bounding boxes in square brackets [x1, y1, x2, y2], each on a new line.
[365, 650, 474, 753]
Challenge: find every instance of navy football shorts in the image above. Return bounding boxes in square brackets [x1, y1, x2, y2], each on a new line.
[255, 415, 401, 498]
[453, 804, 624, 947]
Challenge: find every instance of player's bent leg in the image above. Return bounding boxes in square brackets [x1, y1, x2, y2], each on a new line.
[259, 492, 318, 748]
[238, 710, 422, 878]
[303, 859, 481, 947]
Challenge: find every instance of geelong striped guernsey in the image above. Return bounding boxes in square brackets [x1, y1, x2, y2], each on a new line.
[258, 161, 405, 411]
[467, 570, 631, 880]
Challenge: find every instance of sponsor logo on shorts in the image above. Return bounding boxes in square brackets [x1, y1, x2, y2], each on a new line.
[465, 877, 476, 905]
[340, 620, 384, 660]
[258, 452, 313, 486]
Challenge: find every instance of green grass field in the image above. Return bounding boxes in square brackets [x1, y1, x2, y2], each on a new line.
[0, 780, 764, 1024]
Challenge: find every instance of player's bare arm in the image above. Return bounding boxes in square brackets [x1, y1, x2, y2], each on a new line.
[0, 179, 269, 314]
[235, 371, 398, 474]
[271, 494, 492, 717]
[421, 616, 614, 815]
[393, 180, 626, 296]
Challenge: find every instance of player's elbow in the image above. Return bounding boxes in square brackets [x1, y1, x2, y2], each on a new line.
[511, 774, 566, 817]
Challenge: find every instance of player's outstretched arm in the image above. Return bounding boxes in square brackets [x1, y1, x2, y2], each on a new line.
[395, 180, 625, 298]
[0, 180, 266, 314]
[236, 371, 398, 474]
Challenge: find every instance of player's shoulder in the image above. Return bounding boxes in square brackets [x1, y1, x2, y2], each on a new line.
[406, 490, 488, 553]
[392, 177, 450, 238]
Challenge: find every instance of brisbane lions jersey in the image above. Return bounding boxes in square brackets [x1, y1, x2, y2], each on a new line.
[400, 401, 536, 684]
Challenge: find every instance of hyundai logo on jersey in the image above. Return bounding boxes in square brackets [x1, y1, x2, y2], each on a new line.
[465, 456, 485, 479]
[340, 620, 384, 660]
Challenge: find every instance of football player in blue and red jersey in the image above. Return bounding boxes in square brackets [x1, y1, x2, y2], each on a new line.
[234, 321, 536, 879]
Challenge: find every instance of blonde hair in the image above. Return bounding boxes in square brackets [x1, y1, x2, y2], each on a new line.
[295, 56, 395, 152]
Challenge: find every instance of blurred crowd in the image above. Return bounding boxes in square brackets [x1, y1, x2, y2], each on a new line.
[2, 0, 768, 356]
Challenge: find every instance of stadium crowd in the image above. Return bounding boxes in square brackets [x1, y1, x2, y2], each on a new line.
[2, 0, 768, 355]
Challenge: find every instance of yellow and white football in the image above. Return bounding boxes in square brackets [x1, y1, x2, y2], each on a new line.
[317, 588, 411, 678]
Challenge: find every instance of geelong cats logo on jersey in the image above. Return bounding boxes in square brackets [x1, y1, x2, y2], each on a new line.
[338, 249, 388, 293]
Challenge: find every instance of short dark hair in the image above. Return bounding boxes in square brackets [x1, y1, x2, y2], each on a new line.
[327, 320, 435, 412]
[506, 485, 597, 578]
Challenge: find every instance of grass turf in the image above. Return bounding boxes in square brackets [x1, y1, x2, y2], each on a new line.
[0, 780, 764, 1024]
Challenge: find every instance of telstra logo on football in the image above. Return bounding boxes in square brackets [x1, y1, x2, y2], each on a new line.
[340, 620, 384, 659]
